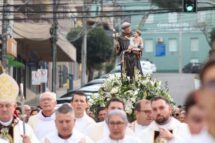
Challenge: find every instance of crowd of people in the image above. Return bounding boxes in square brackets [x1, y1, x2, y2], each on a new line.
[0, 57, 215, 143]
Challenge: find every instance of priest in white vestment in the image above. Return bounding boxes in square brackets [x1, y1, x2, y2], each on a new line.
[28, 91, 57, 141]
[85, 98, 134, 142]
[70, 91, 95, 133]
[136, 96, 190, 143]
[129, 99, 153, 135]
[42, 104, 93, 143]
[0, 73, 39, 143]
[97, 109, 140, 143]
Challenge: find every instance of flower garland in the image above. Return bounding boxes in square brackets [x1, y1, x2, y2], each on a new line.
[90, 70, 174, 117]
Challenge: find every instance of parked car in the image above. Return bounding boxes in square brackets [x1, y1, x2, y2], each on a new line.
[57, 60, 156, 104]
[182, 62, 202, 73]
[140, 60, 156, 75]
[101, 60, 156, 78]
[57, 83, 102, 104]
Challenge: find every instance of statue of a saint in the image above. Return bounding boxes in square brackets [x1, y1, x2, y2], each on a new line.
[115, 22, 143, 79]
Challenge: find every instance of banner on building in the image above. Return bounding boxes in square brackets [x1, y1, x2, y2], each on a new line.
[32, 69, 48, 85]
[7, 38, 17, 57]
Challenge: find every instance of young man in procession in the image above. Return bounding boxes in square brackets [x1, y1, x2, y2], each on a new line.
[70, 91, 95, 133]
[42, 103, 93, 143]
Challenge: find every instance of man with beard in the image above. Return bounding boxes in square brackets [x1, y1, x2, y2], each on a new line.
[136, 96, 190, 143]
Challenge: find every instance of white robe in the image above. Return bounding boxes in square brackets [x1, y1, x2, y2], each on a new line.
[85, 121, 134, 142]
[41, 130, 94, 143]
[28, 111, 56, 142]
[97, 135, 141, 143]
[1, 119, 40, 143]
[128, 121, 148, 135]
[136, 117, 190, 143]
[73, 113, 95, 133]
[0, 138, 8, 143]
[184, 130, 215, 143]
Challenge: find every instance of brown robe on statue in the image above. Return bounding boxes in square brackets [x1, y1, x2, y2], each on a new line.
[116, 32, 143, 79]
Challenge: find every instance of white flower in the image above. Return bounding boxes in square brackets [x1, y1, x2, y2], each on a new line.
[110, 87, 119, 94]
[91, 69, 173, 118]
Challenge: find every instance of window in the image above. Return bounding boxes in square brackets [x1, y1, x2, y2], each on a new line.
[169, 39, 177, 52]
[191, 38, 199, 52]
[144, 40, 153, 52]
[146, 14, 154, 23]
[168, 13, 177, 23]
[197, 11, 206, 23]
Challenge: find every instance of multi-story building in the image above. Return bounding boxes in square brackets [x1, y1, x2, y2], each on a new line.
[0, 0, 91, 104]
[127, 2, 214, 72]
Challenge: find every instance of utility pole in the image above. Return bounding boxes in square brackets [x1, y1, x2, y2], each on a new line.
[1, 0, 9, 69]
[81, 0, 87, 86]
[50, 0, 58, 92]
[178, 14, 183, 73]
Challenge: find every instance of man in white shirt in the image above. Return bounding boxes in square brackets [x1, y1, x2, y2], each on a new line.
[137, 96, 190, 143]
[185, 58, 215, 142]
[42, 103, 93, 143]
[129, 99, 153, 135]
[85, 98, 133, 142]
[98, 109, 140, 143]
[70, 91, 95, 133]
[28, 91, 57, 141]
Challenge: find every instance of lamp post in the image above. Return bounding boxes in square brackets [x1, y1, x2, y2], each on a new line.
[81, 0, 88, 86]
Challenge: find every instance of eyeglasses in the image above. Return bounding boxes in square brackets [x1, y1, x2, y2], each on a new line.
[108, 121, 125, 126]
[190, 116, 204, 123]
[139, 110, 152, 114]
[202, 80, 215, 89]
[0, 104, 13, 109]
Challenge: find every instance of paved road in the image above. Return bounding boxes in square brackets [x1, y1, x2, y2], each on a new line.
[153, 73, 198, 106]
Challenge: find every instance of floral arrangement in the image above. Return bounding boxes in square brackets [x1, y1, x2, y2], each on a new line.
[89, 70, 174, 118]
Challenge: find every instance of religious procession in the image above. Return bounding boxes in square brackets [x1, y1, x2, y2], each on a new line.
[0, 20, 215, 143]
[1, 0, 215, 143]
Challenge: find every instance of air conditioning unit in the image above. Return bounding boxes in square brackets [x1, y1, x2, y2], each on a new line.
[157, 37, 164, 43]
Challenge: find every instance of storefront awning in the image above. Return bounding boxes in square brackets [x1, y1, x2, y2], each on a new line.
[12, 22, 76, 62]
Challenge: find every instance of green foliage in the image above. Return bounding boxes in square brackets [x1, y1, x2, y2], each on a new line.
[7, 55, 25, 68]
[87, 27, 113, 69]
[67, 27, 83, 63]
[67, 27, 113, 69]
[151, 0, 182, 10]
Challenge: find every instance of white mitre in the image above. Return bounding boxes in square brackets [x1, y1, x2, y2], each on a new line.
[0, 73, 19, 102]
